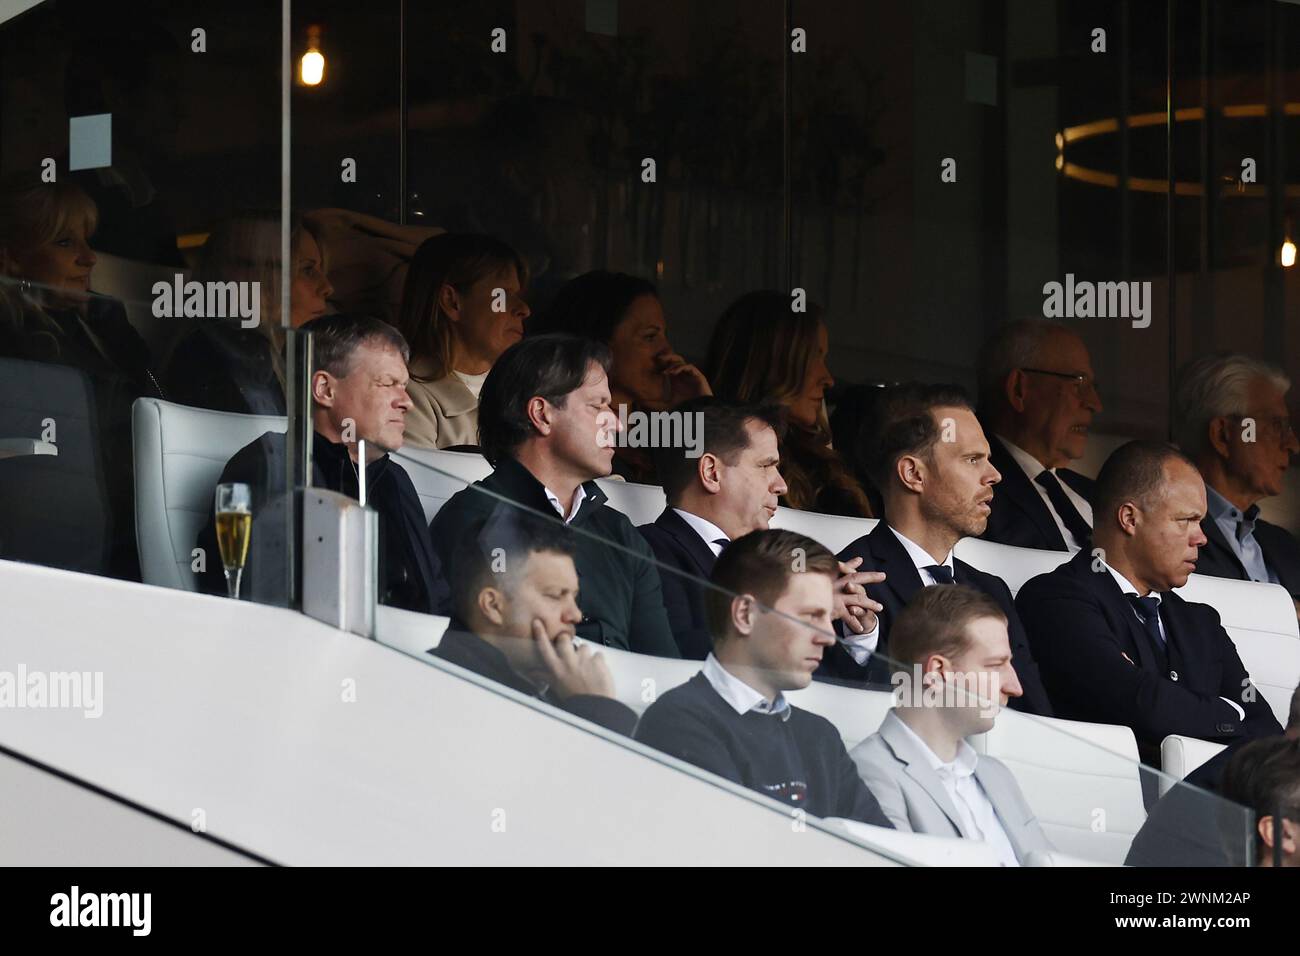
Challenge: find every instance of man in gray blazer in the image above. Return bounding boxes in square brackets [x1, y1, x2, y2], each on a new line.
[851, 585, 1053, 865]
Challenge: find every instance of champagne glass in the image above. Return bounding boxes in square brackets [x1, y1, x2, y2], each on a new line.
[214, 482, 252, 600]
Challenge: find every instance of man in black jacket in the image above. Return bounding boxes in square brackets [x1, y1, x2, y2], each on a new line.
[975, 320, 1101, 552]
[433, 512, 637, 736]
[430, 334, 677, 657]
[819, 383, 1054, 717]
[1017, 441, 1281, 766]
[635, 529, 893, 828]
[1173, 353, 1300, 610]
[197, 313, 446, 613]
[639, 397, 879, 659]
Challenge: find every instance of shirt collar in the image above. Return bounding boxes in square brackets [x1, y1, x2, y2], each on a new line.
[672, 508, 730, 550]
[995, 434, 1051, 481]
[702, 654, 791, 720]
[1099, 557, 1161, 605]
[544, 484, 587, 524]
[1205, 485, 1260, 531]
[888, 526, 954, 575]
[888, 711, 979, 778]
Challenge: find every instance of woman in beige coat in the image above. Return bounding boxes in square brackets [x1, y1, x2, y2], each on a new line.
[395, 233, 530, 449]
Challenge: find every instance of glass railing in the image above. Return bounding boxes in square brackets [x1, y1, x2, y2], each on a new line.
[375, 447, 1259, 867]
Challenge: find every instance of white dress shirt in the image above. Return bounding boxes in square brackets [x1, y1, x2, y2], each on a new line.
[544, 484, 588, 524]
[888, 526, 956, 585]
[672, 508, 730, 558]
[889, 712, 1021, 866]
[997, 435, 1094, 552]
[1100, 559, 1246, 721]
[702, 654, 791, 719]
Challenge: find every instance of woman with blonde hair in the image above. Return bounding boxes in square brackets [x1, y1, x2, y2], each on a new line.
[395, 232, 531, 449]
[162, 209, 334, 414]
[704, 290, 873, 518]
[0, 175, 163, 579]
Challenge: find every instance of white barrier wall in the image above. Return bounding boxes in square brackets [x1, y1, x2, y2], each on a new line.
[0, 560, 894, 866]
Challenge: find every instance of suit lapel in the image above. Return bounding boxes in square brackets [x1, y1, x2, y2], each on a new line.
[971, 761, 1027, 861]
[1199, 517, 1248, 580]
[657, 508, 718, 579]
[988, 436, 1069, 550]
[868, 523, 926, 609]
[880, 714, 968, 836]
[1077, 552, 1157, 671]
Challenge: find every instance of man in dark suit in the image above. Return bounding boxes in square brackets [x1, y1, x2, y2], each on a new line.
[820, 382, 1054, 717]
[640, 397, 880, 658]
[1017, 441, 1282, 766]
[975, 319, 1102, 552]
[1173, 353, 1300, 610]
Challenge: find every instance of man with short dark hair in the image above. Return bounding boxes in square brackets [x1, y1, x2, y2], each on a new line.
[433, 512, 637, 735]
[430, 334, 678, 657]
[1174, 353, 1300, 606]
[640, 397, 880, 659]
[976, 319, 1102, 552]
[819, 382, 1054, 717]
[1017, 440, 1281, 764]
[1220, 736, 1300, 866]
[634, 529, 893, 827]
[851, 585, 1053, 865]
[197, 313, 446, 612]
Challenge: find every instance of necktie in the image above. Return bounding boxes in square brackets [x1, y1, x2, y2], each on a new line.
[1035, 470, 1093, 549]
[1126, 594, 1165, 648]
[1235, 505, 1259, 544]
[924, 564, 954, 585]
[712, 538, 729, 555]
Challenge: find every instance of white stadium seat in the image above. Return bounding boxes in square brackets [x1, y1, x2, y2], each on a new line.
[1159, 734, 1228, 797]
[951, 536, 1068, 595]
[594, 642, 702, 715]
[132, 398, 286, 590]
[394, 446, 492, 525]
[594, 477, 666, 527]
[786, 682, 894, 751]
[979, 712, 1144, 864]
[768, 507, 877, 553]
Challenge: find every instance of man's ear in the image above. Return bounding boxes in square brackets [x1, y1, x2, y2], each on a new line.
[1116, 501, 1141, 538]
[1207, 416, 1234, 459]
[311, 370, 334, 408]
[698, 452, 723, 494]
[1005, 369, 1029, 414]
[525, 396, 552, 437]
[730, 594, 757, 636]
[896, 454, 926, 495]
[438, 282, 462, 323]
[477, 585, 507, 628]
[921, 653, 947, 686]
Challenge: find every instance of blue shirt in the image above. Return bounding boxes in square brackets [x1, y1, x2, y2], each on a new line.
[1205, 485, 1278, 585]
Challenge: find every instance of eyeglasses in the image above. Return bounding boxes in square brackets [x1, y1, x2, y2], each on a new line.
[1020, 367, 1100, 398]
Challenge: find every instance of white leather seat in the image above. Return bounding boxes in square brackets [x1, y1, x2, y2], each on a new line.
[768, 508, 877, 553]
[980, 711, 1145, 864]
[374, 604, 451, 658]
[1159, 734, 1228, 797]
[595, 642, 703, 715]
[392, 446, 492, 525]
[594, 477, 666, 527]
[786, 682, 894, 751]
[132, 398, 286, 590]
[951, 536, 1069, 595]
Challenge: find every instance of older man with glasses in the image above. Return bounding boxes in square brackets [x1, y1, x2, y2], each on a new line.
[975, 319, 1103, 552]
[1174, 353, 1300, 613]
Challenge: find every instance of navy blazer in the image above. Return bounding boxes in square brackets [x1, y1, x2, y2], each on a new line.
[638, 508, 719, 660]
[1194, 513, 1300, 602]
[1016, 550, 1282, 760]
[981, 433, 1095, 552]
[818, 521, 1054, 717]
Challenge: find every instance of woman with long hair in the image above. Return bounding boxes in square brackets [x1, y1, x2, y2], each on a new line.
[528, 270, 711, 482]
[162, 210, 334, 415]
[395, 232, 530, 449]
[704, 290, 873, 518]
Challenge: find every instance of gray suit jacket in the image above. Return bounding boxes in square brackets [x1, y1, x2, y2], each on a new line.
[850, 712, 1053, 864]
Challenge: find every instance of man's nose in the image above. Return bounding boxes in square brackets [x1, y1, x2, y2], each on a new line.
[1190, 523, 1208, 548]
[563, 598, 583, 624]
[986, 463, 1002, 485]
[1002, 664, 1023, 699]
[772, 468, 788, 496]
[395, 389, 413, 411]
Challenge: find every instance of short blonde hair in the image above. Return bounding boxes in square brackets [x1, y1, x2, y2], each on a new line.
[0, 177, 98, 276]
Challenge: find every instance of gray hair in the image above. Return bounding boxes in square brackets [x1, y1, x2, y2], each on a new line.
[1173, 353, 1291, 459]
[302, 313, 410, 379]
[976, 319, 1073, 406]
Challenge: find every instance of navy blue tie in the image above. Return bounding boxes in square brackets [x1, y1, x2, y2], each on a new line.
[925, 564, 954, 585]
[1127, 594, 1165, 648]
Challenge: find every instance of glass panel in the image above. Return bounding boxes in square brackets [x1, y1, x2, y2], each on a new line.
[0, 0, 296, 607]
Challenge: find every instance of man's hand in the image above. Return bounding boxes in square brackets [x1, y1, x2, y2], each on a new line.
[532, 620, 616, 699]
[834, 557, 885, 635]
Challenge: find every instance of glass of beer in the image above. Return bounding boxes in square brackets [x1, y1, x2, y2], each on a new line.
[214, 482, 252, 600]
